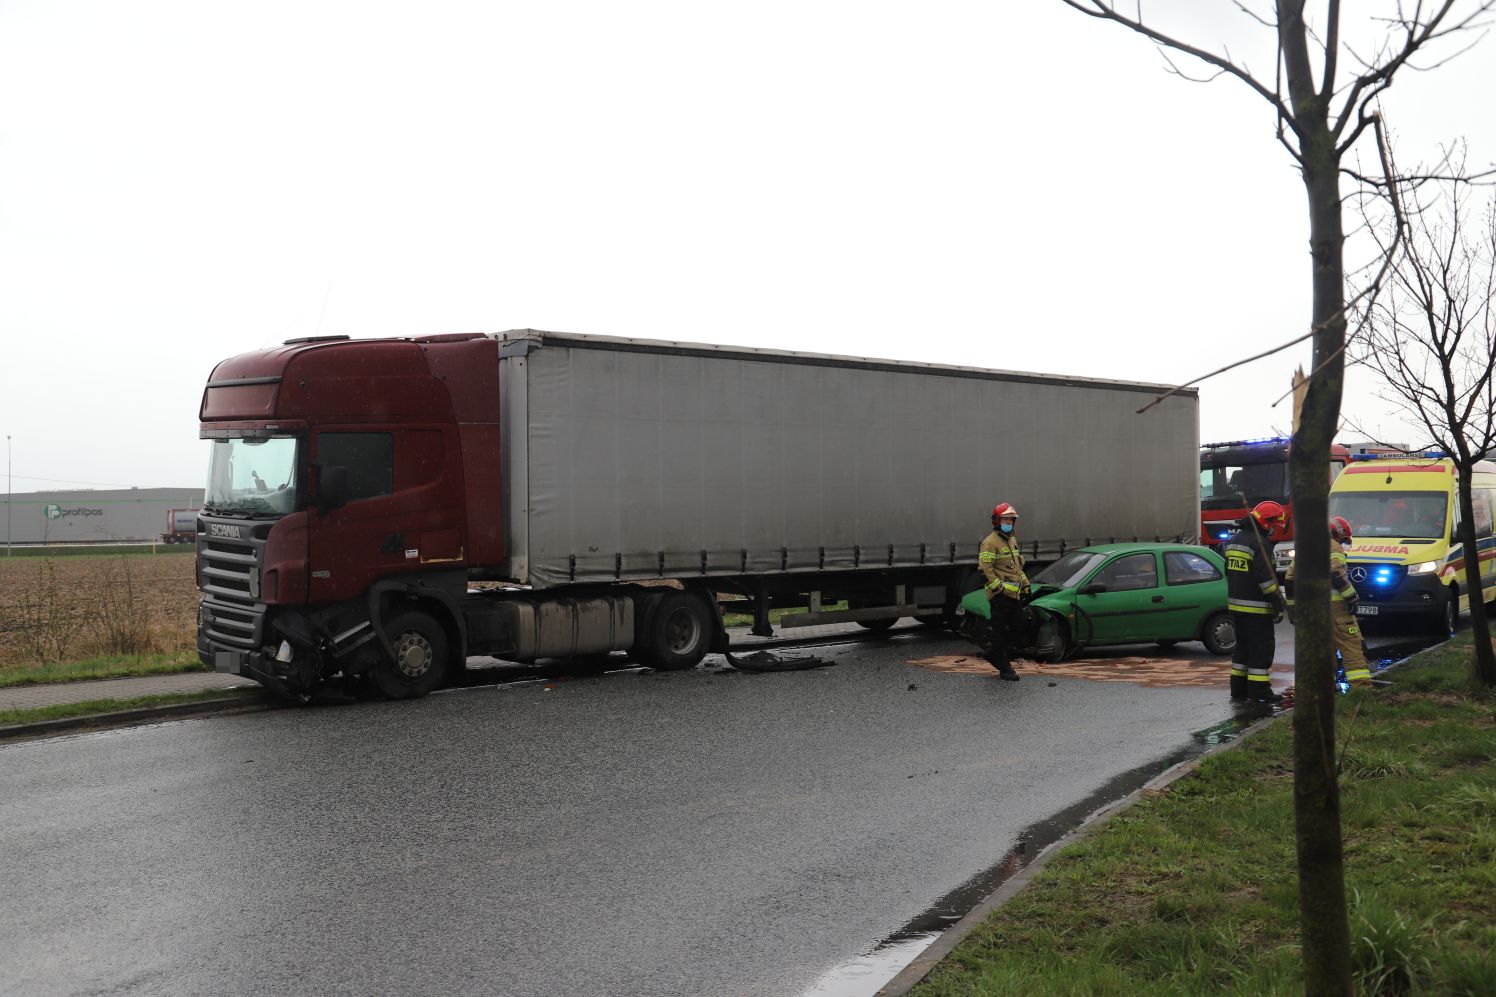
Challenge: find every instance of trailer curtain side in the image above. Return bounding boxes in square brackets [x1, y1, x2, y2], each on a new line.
[498, 333, 1199, 589]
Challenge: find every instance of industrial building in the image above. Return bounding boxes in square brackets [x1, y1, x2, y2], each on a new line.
[1, 487, 204, 545]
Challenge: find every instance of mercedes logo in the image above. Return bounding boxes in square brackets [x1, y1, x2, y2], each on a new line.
[1349, 566, 1368, 583]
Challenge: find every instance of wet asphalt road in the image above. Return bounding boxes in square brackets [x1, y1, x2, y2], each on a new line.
[0, 624, 1420, 997]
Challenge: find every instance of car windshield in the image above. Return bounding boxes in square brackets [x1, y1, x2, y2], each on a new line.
[1200, 461, 1288, 509]
[1032, 551, 1105, 588]
[204, 437, 299, 516]
[1330, 491, 1447, 539]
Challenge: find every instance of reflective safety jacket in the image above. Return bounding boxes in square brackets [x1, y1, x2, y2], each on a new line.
[1285, 543, 1359, 608]
[1223, 525, 1285, 616]
[979, 530, 1029, 602]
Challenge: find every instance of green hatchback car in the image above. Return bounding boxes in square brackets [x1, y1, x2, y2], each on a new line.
[1025, 542, 1236, 660]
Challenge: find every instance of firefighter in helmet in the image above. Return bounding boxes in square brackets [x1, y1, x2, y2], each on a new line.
[979, 502, 1030, 681]
[1286, 516, 1372, 687]
[1223, 500, 1289, 702]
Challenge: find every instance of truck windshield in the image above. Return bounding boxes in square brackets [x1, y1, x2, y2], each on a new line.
[1329, 491, 1448, 540]
[1200, 461, 1287, 510]
[204, 437, 299, 516]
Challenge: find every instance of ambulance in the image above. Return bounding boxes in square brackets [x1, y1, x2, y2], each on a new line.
[1327, 452, 1496, 633]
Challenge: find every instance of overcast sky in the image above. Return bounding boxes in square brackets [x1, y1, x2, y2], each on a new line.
[2, 1, 1493, 492]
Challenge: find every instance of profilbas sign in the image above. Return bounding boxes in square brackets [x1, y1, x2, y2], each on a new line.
[44, 504, 104, 520]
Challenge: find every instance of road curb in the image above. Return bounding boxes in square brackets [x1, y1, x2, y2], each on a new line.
[875, 711, 1280, 996]
[876, 637, 1439, 996]
[0, 694, 278, 743]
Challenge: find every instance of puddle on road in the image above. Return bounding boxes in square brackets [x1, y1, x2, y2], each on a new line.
[796, 695, 1347, 997]
[809, 634, 1443, 996]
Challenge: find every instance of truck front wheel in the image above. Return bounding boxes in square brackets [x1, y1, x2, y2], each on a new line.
[374, 610, 449, 699]
[639, 591, 712, 671]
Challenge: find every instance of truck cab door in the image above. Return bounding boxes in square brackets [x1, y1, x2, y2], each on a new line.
[307, 429, 463, 605]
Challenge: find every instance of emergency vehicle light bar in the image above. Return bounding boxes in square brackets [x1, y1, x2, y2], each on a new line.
[1348, 450, 1449, 461]
[1201, 436, 1290, 449]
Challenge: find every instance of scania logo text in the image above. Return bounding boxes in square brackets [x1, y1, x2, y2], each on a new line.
[209, 523, 243, 539]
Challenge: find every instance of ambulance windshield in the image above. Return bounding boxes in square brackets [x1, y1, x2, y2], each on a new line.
[1329, 491, 1447, 540]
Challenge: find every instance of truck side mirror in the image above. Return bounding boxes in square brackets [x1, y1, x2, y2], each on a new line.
[317, 464, 349, 513]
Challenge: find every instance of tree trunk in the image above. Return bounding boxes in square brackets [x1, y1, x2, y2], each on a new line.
[1282, 24, 1355, 984]
[1455, 470, 1496, 685]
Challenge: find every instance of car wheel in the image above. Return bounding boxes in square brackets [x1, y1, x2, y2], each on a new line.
[639, 591, 713, 671]
[1200, 612, 1236, 656]
[373, 610, 450, 700]
[1037, 620, 1071, 664]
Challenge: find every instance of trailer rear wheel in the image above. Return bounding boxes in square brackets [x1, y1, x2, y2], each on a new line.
[373, 610, 449, 699]
[857, 617, 898, 633]
[639, 591, 711, 671]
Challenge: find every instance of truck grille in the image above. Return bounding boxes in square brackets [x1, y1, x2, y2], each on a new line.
[199, 528, 266, 650]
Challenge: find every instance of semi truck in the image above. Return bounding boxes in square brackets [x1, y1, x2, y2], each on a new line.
[196, 330, 1200, 698]
[161, 508, 200, 544]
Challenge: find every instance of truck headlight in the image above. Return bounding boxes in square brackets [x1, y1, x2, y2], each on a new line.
[1285, 548, 1296, 559]
[1408, 560, 1440, 575]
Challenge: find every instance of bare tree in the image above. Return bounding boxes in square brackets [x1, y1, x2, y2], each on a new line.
[1356, 171, 1496, 686]
[1057, 3, 1495, 993]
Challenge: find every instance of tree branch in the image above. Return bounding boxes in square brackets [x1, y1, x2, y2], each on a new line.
[1060, 1, 1297, 124]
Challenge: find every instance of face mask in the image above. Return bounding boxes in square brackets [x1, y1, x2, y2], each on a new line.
[999, 522, 1015, 535]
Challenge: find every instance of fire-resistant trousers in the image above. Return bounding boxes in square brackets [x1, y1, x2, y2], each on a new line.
[1230, 613, 1276, 699]
[985, 596, 1023, 673]
[1333, 602, 1372, 684]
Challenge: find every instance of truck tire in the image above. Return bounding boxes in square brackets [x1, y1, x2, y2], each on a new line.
[857, 617, 898, 633]
[373, 610, 449, 699]
[1200, 612, 1236, 656]
[639, 591, 712, 671]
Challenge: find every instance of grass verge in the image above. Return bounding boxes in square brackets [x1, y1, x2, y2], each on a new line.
[909, 635, 1496, 996]
[0, 688, 264, 728]
[0, 651, 205, 688]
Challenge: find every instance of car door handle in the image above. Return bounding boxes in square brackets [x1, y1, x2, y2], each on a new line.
[1151, 595, 1165, 603]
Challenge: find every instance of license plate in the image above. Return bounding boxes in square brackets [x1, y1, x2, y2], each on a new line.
[1356, 605, 1378, 616]
[214, 651, 242, 672]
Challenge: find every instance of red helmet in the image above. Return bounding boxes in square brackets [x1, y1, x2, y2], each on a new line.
[1329, 516, 1353, 543]
[1251, 500, 1287, 529]
[991, 502, 1020, 522]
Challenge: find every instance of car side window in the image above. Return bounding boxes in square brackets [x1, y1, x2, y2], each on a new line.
[1092, 552, 1159, 592]
[1164, 551, 1222, 585]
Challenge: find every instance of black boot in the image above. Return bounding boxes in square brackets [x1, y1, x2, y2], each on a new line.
[1250, 687, 1283, 705]
[1229, 674, 1249, 700]
[986, 649, 1020, 681]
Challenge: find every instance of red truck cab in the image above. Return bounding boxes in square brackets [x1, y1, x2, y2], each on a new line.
[197, 333, 500, 694]
[1199, 437, 1349, 549]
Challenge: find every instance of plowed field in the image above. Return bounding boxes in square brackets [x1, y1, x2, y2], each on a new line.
[0, 553, 198, 666]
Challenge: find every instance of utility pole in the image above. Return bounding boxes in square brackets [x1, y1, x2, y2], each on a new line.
[5, 434, 11, 556]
